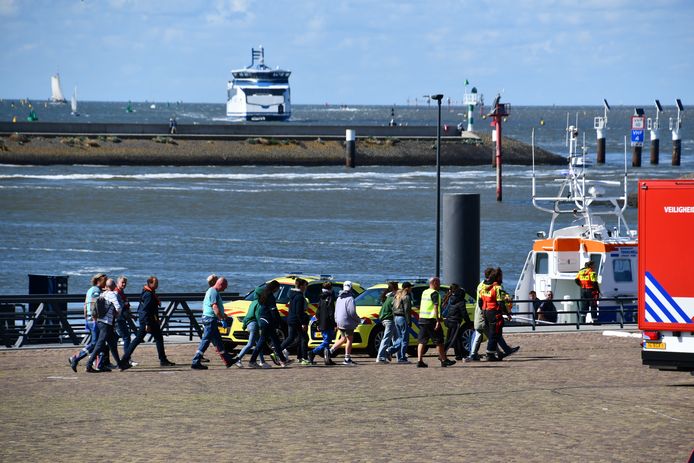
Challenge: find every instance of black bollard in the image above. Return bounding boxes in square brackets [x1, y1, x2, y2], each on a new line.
[672, 138, 681, 166]
[650, 138, 659, 165]
[632, 145, 642, 167]
[596, 136, 606, 164]
[442, 193, 480, 296]
[345, 129, 355, 168]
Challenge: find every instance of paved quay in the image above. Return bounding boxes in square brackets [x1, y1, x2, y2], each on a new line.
[0, 331, 692, 462]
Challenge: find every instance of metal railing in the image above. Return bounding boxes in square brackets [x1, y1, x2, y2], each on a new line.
[509, 296, 638, 330]
[0, 292, 242, 348]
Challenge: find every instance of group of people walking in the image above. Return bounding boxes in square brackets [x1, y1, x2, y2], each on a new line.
[68, 268, 522, 373]
[69, 273, 175, 373]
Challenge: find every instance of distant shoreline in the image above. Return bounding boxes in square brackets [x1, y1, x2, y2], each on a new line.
[0, 132, 564, 166]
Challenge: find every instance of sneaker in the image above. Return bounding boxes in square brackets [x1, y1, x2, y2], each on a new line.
[270, 353, 281, 366]
[308, 351, 316, 364]
[397, 359, 412, 364]
[86, 366, 99, 373]
[376, 358, 389, 364]
[323, 348, 332, 365]
[247, 361, 261, 369]
[502, 346, 521, 359]
[191, 363, 208, 370]
[259, 362, 272, 369]
[160, 359, 176, 367]
[486, 353, 502, 362]
[233, 360, 244, 368]
[417, 360, 428, 368]
[129, 361, 139, 367]
[299, 359, 312, 366]
[343, 358, 356, 366]
[441, 359, 456, 367]
[282, 349, 290, 361]
[464, 355, 480, 363]
[69, 356, 77, 373]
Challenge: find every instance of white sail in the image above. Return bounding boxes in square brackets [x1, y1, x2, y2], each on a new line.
[70, 87, 78, 114]
[50, 74, 66, 103]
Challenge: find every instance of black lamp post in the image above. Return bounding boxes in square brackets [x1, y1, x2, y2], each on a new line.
[428, 94, 444, 277]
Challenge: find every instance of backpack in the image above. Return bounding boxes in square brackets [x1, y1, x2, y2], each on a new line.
[92, 295, 112, 319]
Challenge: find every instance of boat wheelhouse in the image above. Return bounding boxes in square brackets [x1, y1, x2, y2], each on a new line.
[514, 122, 638, 324]
[226, 46, 291, 121]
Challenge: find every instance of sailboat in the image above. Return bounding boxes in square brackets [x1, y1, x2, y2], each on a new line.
[70, 87, 79, 116]
[50, 73, 67, 104]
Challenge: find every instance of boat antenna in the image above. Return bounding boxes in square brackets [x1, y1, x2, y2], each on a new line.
[565, 113, 570, 147]
[530, 127, 535, 198]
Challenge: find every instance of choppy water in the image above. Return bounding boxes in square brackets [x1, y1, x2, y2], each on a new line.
[1, 102, 691, 294]
[0, 161, 684, 296]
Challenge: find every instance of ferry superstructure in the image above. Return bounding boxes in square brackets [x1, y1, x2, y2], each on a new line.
[514, 122, 638, 323]
[226, 46, 291, 121]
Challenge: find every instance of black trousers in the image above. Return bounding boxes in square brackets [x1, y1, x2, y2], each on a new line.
[485, 309, 504, 353]
[444, 319, 465, 359]
[86, 321, 121, 369]
[580, 288, 598, 322]
[280, 323, 308, 360]
[121, 318, 167, 364]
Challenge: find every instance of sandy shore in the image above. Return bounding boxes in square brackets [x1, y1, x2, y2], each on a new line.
[0, 133, 564, 166]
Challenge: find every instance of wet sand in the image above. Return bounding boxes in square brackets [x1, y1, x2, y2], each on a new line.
[0, 133, 564, 166]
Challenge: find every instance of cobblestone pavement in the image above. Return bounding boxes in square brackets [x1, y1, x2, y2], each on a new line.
[0, 332, 692, 462]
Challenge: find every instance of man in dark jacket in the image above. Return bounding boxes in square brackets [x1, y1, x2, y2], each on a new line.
[119, 276, 175, 370]
[279, 278, 310, 365]
[443, 284, 471, 360]
[308, 282, 336, 365]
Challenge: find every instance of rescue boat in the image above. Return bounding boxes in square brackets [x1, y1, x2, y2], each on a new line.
[514, 121, 637, 324]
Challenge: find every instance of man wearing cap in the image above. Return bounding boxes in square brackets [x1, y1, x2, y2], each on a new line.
[417, 277, 455, 368]
[69, 273, 107, 372]
[85, 279, 123, 373]
[331, 281, 360, 365]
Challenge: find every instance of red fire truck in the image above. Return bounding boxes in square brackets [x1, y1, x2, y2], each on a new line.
[638, 179, 694, 373]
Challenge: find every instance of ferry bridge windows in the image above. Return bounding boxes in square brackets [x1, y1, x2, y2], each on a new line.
[613, 258, 633, 282]
[535, 252, 549, 274]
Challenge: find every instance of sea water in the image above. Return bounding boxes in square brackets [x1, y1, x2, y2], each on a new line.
[0, 103, 691, 295]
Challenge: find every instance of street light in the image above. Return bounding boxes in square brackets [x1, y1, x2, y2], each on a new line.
[427, 94, 444, 277]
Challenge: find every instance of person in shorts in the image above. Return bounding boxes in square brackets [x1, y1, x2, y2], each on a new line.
[416, 277, 455, 368]
[330, 281, 360, 365]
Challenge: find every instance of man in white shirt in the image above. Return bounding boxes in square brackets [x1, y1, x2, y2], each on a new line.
[85, 279, 123, 373]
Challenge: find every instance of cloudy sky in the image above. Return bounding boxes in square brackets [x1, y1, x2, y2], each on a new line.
[1, 0, 692, 105]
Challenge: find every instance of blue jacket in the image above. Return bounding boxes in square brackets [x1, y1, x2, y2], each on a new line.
[137, 286, 159, 323]
[286, 288, 309, 325]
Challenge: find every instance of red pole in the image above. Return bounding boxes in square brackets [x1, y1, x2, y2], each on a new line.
[495, 115, 502, 202]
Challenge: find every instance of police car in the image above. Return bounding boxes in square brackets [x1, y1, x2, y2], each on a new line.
[220, 274, 364, 349]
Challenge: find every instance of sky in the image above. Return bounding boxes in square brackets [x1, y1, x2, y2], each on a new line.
[0, 0, 692, 105]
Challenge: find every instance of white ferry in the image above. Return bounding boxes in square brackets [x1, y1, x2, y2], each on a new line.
[226, 46, 291, 121]
[514, 122, 638, 323]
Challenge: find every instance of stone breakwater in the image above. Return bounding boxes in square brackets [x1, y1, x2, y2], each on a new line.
[0, 132, 564, 166]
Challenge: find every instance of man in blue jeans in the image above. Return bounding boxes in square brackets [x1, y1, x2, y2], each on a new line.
[308, 282, 336, 366]
[191, 276, 236, 369]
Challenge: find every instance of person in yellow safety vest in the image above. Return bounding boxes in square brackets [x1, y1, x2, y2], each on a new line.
[575, 260, 600, 323]
[416, 277, 455, 368]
